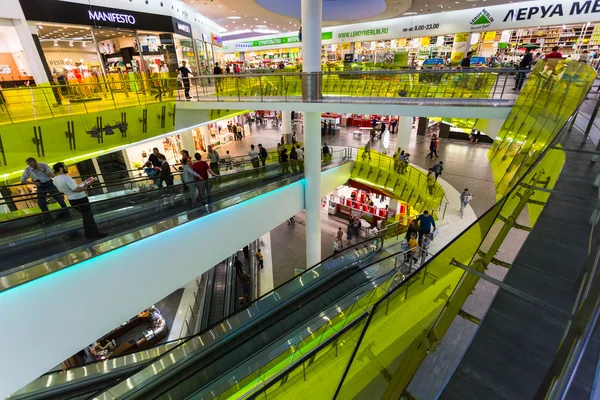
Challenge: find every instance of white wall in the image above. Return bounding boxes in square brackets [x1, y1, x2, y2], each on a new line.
[177, 101, 512, 120]
[0, 163, 351, 398]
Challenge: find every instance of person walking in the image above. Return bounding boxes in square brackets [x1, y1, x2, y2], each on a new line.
[52, 162, 107, 239]
[513, 47, 533, 91]
[177, 61, 192, 100]
[416, 210, 436, 244]
[237, 123, 244, 140]
[405, 219, 419, 242]
[20, 157, 70, 218]
[234, 256, 244, 278]
[363, 140, 372, 160]
[426, 136, 439, 159]
[181, 158, 202, 205]
[213, 62, 223, 92]
[258, 143, 268, 167]
[192, 152, 218, 205]
[460, 188, 472, 217]
[157, 154, 174, 187]
[207, 145, 221, 176]
[248, 144, 259, 168]
[333, 237, 343, 255]
[432, 161, 444, 181]
[295, 144, 304, 172]
[337, 226, 344, 243]
[255, 248, 264, 269]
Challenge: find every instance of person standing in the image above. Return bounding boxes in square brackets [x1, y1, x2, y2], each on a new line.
[20, 157, 70, 217]
[289, 146, 299, 174]
[514, 47, 533, 91]
[408, 232, 419, 263]
[248, 144, 259, 168]
[157, 155, 174, 188]
[337, 227, 344, 243]
[460, 188, 472, 217]
[333, 237, 343, 255]
[234, 256, 244, 278]
[296, 144, 304, 172]
[460, 51, 472, 69]
[255, 248, 264, 269]
[280, 148, 290, 175]
[256, 144, 267, 167]
[148, 147, 163, 168]
[177, 61, 192, 100]
[181, 158, 202, 205]
[213, 62, 223, 91]
[432, 161, 444, 181]
[545, 46, 563, 59]
[192, 152, 218, 205]
[207, 145, 221, 176]
[416, 210, 436, 244]
[405, 219, 419, 242]
[237, 123, 244, 140]
[52, 162, 106, 239]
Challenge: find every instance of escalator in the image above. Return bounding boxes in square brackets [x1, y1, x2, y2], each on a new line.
[93, 237, 399, 400]
[7, 238, 385, 399]
[0, 149, 348, 280]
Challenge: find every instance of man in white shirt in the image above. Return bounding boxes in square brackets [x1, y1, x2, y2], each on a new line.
[52, 162, 107, 240]
[21, 157, 69, 217]
[248, 144, 259, 168]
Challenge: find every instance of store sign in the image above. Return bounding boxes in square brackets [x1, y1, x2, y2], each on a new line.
[223, 0, 600, 51]
[88, 11, 136, 25]
[337, 27, 389, 39]
[212, 33, 223, 47]
[172, 18, 192, 37]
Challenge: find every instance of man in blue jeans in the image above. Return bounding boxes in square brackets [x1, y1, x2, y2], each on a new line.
[416, 210, 436, 245]
[20, 157, 69, 218]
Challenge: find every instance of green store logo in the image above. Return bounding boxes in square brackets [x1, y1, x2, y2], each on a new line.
[470, 8, 494, 30]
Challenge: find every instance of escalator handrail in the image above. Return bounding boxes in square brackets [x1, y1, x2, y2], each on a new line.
[0, 161, 287, 226]
[102, 238, 400, 399]
[86, 237, 383, 399]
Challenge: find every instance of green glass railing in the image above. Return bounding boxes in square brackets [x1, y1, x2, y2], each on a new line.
[350, 148, 447, 218]
[178, 68, 520, 105]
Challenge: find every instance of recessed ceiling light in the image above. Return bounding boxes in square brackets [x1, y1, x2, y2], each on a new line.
[403, 12, 417, 15]
[226, 16, 241, 19]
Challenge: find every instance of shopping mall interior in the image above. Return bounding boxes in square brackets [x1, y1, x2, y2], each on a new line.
[0, 0, 600, 399]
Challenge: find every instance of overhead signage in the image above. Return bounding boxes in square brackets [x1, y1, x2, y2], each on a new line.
[21, 0, 176, 33]
[212, 33, 223, 47]
[88, 11, 135, 25]
[172, 17, 192, 37]
[223, 0, 600, 51]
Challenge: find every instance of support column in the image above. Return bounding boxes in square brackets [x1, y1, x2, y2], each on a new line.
[180, 129, 196, 154]
[301, 0, 322, 101]
[282, 110, 292, 144]
[301, 0, 323, 268]
[304, 112, 322, 268]
[397, 117, 412, 151]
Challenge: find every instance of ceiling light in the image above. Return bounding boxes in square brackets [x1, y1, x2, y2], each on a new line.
[221, 29, 252, 36]
[226, 16, 241, 19]
[255, 18, 258, 20]
[403, 12, 417, 15]
[69, 41, 73, 47]
[256, 25, 267, 28]
[82, 42, 86, 47]
[53, 40, 58, 46]
[37, 25, 43, 29]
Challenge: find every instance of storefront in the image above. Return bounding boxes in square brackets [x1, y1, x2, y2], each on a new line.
[222, 0, 600, 66]
[21, 0, 197, 83]
[0, 20, 36, 86]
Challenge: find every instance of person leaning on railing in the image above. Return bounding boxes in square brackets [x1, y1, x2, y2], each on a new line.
[20, 157, 70, 219]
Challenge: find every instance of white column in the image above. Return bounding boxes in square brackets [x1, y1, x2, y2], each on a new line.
[397, 117, 412, 152]
[302, 0, 323, 268]
[180, 129, 196, 154]
[15, 22, 50, 84]
[282, 110, 292, 144]
[304, 112, 322, 268]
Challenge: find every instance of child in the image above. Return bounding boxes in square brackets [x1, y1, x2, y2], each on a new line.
[409, 232, 419, 264]
[142, 161, 159, 187]
[255, 249, 264, 269]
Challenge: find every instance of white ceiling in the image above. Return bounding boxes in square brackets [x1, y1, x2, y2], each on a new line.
[182, 0, 534, 40]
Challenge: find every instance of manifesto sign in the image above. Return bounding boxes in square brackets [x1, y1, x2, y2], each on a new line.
[88, 10, 136, 25]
